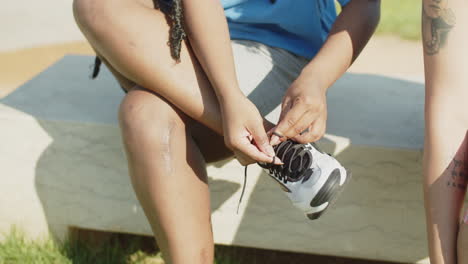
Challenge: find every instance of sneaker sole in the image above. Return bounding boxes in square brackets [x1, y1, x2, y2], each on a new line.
[306, 168, 352, 220]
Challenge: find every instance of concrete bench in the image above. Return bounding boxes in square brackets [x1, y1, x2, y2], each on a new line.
[0, 55, 427, 263]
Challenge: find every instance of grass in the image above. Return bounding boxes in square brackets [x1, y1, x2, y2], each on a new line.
[0, 229, 164, 264]
[337, 0, 421, 40]
[376, 0, 421, 40]
[0, 229, 397, 264]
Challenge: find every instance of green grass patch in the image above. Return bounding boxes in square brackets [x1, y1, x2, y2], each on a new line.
[0, 229, 164, 264]
[337, 0, 421, 40]
[376, 0, 421, 40]
[0, 229, 395, 264]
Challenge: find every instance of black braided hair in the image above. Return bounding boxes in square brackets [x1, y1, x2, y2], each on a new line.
[166, 0, 186, 62]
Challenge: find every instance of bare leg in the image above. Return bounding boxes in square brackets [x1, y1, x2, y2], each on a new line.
[459, 212, 468, 264]
[73, 0, 223, 133]
[458, 132, 468, 264]
[119, 87, 215, 264]
[422, 0, 468, 263]
[72, 0, 271, 263]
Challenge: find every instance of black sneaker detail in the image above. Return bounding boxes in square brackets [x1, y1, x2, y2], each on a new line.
[269, 175, 292, 193]
[307, 169, 351, 220]
[306, 210, 325, 220]
[301, 168, 316, 184]
[259, 140, 313, 184]
[309, 168, 341, 208]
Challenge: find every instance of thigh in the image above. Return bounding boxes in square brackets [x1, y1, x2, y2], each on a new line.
[95, 48, 234, 163]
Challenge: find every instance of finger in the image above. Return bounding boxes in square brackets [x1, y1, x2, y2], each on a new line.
[249, 121, 276, 158]
[278, 98, 292, 123]
[274, 102, 310, 140]
[236, 139, 283, 164]
[269, 130, 284, 146]
[283, 111, 320, 139]
[293, 118, 326, 144]
[235, 152, 255, 166]
[269, 99, 291, 146]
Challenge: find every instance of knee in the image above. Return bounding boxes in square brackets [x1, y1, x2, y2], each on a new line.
[118, 89, 184, 147]
[72, 0, 110, 33]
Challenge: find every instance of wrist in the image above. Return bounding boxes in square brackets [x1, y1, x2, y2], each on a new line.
[298, 65, 329, 93]
[217, 88, 246, 107]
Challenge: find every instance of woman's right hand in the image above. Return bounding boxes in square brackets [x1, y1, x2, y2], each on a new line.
[220, 95, 283, 166]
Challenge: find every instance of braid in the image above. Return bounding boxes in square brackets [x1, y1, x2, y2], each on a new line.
[167, 0, 186, 62]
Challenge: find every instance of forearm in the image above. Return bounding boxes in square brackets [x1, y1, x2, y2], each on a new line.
[423, 0, 468, 263]
[424, 134, 467, 264]
[300, 0, 380, 91]
[182, 0, 243, 104]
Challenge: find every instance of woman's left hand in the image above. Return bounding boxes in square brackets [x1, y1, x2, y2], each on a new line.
[270, 74, 328, 145]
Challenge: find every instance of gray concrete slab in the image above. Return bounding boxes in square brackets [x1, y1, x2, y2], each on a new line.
[1, 55, 425, 149]
[0, 55, 429, 263]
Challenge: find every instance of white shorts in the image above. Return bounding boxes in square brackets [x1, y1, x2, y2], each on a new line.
[230, 39, 309, 122]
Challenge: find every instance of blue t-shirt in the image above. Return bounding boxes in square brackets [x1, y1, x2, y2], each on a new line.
[223, 0, 350, 59]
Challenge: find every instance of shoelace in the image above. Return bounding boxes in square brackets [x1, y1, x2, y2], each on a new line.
[236, 140, 314, 213]
[262, 140, 314, 182]
[237, 165, 249, 213]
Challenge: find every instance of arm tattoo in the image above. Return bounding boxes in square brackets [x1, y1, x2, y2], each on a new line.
[422, 0, 456, 55]
[446, 154, 468, 191]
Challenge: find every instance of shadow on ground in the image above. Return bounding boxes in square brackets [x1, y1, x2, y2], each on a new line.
[0, 54, 426, 263]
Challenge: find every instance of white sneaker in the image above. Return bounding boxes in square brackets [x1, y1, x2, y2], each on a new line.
[259, 140, 350, 220]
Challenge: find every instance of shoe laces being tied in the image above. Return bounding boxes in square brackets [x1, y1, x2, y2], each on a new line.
[260, 140, 314, 183]
[236, 140, 314, 213]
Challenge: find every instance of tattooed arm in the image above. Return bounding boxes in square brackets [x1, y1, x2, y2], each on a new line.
[422, 0, 468, 263]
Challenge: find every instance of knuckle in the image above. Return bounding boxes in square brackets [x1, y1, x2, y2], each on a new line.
[293, 96, 303, 105]
[293, 126, 304, 135]
[294, 95, 315, 107]
[255, 135, 268, 146]
[286, 118, 296, 128]
[302, 96, 315, 106]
